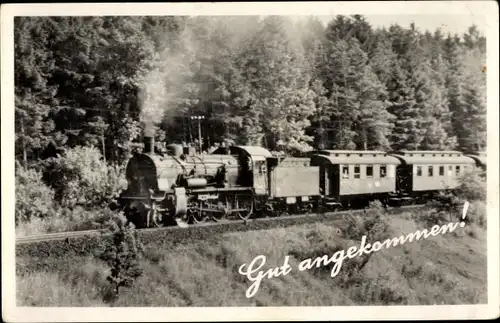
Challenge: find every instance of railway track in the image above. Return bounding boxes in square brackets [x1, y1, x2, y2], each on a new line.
[16, 204, 428, 245]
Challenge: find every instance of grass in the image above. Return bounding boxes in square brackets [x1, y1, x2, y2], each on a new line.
[15, 206, 116, 237]
[16, 202, 487, 306]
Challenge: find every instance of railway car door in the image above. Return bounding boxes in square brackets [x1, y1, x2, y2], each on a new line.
[331, 165, 339, 197]
[396, 165, 411, 194]
[319, 165, 326, 195]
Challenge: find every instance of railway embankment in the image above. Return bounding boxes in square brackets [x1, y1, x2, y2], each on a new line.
[16, 205, 424, 267]
[16, 201, 487, 306]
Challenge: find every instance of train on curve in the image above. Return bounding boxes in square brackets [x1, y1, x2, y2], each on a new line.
[114, 135, 486, 228]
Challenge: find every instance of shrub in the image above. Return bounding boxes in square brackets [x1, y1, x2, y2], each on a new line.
[98, 213, 144, 302]
[421, 208, 452, 227]
[425, 170, 487, 227]
[363, 201, 392, 242]
[343, 213, 364, 241]
[15, 163, 55, 225]
[465, 201, 486, 228]
[455, 170, 486, 202]
[343, 201, 391, 242]
[45, 146, 127, 208]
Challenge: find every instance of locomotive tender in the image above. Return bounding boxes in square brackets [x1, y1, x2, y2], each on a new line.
[116, 135, 486, 228]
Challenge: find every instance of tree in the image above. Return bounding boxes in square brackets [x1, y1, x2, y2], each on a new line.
[14, 17, 62, 167]
[321, 34, 393, 150]
[386, 58, 421, 150]
[460, 82, 487, 150]
[325, 15, 375, 53]
[99, 214, 144, 301]
[308, 79, 332, 149]
[443, 31, 486, 151]
[356, 66, 394, 150]
[239, 16, 316, 152]
[322, 39, 363, 149]
[369, 36, 398, 85]
[384, 23, 456, 150]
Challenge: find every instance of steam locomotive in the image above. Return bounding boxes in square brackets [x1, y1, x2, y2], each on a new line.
[115, 134, 486, 228]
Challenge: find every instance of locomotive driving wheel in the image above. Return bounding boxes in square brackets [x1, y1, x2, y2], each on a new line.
[236, 196, 254, 220]
[190, 201, 208, 224]
[147, 207, 164, 228]
[211, 201, 228, 222]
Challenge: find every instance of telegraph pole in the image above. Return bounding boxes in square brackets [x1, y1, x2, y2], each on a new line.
[191, 115, 205, 153]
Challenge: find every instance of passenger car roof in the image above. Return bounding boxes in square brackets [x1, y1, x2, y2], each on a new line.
[311, 150, 401, 165]
[389, 151, 475, 164]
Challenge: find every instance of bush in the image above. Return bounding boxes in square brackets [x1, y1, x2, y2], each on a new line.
[425, 170, 487, 227]
[343, 201, 391, 242]
[15, 163, 55, 225]
[98, 213, 144, 302]
[465, 201, 486, 228]
[363, 201, 392, 242]
[45, 146, 127, 208]
[455, 170, 486, 202]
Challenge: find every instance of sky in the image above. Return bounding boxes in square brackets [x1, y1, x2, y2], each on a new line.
[314, 14, 487, 36]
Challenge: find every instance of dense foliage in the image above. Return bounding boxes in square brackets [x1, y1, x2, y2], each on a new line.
[44, 146, 127, 207]
[15, 163, 55, 224]
[15, 15, 486, 164]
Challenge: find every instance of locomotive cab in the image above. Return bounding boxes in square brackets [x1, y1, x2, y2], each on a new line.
[212, 145, 272, 194]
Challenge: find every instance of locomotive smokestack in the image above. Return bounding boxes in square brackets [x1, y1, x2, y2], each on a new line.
[144, 123, 155, 154]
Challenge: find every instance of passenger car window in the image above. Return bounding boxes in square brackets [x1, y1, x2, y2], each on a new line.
[455, 165, 460, 175]
[354, 165, 360, 179]
[439, 166, 444, 176]
[342, 165, 349, 179]
[416, 166, 422, 177]
[380, 165, 386, 178]
[366, 165, 373, 178]
[428, 166, 434, 177]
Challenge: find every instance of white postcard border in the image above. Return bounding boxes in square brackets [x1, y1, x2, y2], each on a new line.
[2, 1, 499, 321]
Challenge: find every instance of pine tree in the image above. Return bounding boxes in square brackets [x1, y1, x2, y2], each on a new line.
[356, 65, 394, 150]
[442, 33, 486, 151]
[369, 36, 398, 85]
[322, 33, 393, 150]
[322, 39, 363, 149]
[460, 80, 487, 151]
[240, 16, 316, 152]
[325, 15, 374, 53]
[386, 58, 421, 150]
[417, 30, 457, 149]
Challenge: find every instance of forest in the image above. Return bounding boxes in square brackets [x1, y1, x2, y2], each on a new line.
[15, 15, 486, 162]
[14, 15, 487, 231]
